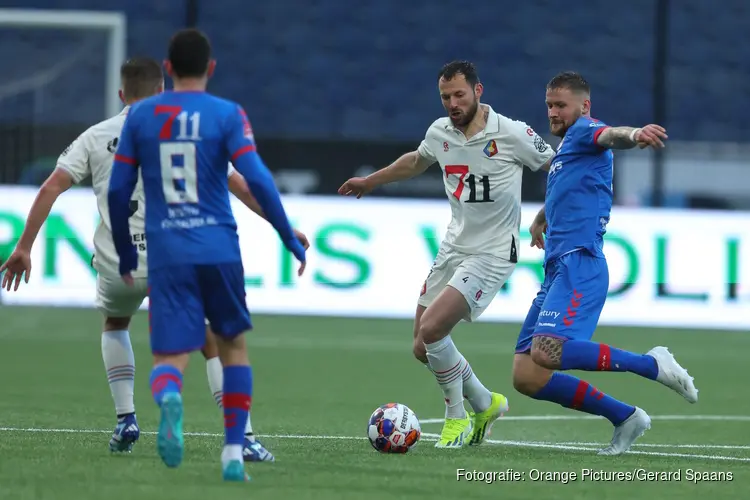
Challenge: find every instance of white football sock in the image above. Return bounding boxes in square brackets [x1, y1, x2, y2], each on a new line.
[206, 357, 254, 435]
[206, 357, 224, 408]
[101, 330, 136, 416]
[245, 413, 254, 436]
[424, 335, 467, 419]
[221, 444, 243, 467]
[461, 362, 492, 413]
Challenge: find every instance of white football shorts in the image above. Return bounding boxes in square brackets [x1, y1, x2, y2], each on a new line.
[95, 274, 148, 318]
[417, 246, 516, 322]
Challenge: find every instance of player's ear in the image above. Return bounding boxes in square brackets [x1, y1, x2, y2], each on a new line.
[207, 59, 216, 78]
[118, 89, 125, 105]
[474, 82, 483, 99]
[581, 98, 591, 115]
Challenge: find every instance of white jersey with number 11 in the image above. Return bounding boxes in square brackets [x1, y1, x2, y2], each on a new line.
[417, 104, 554, 260]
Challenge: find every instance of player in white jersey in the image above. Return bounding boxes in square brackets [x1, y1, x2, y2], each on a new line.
[339, 61, 554, 448]
[0, 58, 307, 461]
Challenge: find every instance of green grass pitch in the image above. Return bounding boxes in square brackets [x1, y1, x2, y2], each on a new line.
[0, 306, 747, 499]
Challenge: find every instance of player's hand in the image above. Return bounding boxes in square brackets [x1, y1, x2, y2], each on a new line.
[285, 238, 307, 277]
[297, 260, 306, 277]
[634, 124, 668, 149]
[338, 177, 373, 199]
[0, 248, 32, 292]
[529, 220, 547, 250]
[293, 229, 310, 250]
[121, 273, 134, 287]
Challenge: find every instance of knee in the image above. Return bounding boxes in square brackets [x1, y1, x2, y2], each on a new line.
[512, 354, 553, 396]
[104, 317, 130, 331]
[512, 369, 547, 396]
[417, 317, 446, 345]
[202, 328, 220, 360]
[412, 338, 428, 364]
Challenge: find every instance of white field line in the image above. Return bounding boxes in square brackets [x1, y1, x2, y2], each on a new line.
[418, 433, 750, 462]
[2, 425, 750, 462]
[420, 415, 750, 424]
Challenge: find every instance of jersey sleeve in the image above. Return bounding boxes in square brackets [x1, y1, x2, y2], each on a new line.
[224, 104, 306, 263]
[570, 119, 610, 153]
[108, 112, 140, 275]
[224, 104, 257, 162]
[508, 120, 555, 171]
[417, 128, 437, 164]
[55, 132, 92, 183]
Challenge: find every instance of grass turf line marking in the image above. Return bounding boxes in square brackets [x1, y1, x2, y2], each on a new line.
[418, 433, 750, 462]
[420, 415, 750, 424]
[2, 426, 750, 462]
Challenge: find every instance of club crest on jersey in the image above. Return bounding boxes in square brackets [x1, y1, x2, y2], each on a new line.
[107, 137, 119, 153]
[483, 139, 498, 158]
[239, 107, 254, 140]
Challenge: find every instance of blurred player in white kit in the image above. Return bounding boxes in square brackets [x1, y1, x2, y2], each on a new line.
[0, 57, 307, 462]
[339, 61, 554, 448]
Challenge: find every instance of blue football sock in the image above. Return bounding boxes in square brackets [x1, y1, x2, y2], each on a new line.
[149, 364, 183, 406]
[533, 372, 635, 426]
[560, 340, 658, 380]
[222, 365, 253, 446]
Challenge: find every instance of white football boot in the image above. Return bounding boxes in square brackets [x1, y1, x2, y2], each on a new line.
[598, 406, 651, 456]
[647, 346, 699, 403]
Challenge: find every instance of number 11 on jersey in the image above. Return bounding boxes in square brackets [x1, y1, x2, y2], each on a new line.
[156, 106, 202, 204]
[445, 165, 494, 203]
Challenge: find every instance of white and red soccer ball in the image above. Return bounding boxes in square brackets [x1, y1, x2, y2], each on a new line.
[367, 403, 421, 453]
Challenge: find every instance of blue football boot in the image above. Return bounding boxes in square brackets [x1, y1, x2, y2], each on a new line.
[109, 413, 140, 453]
[223, 459, 251, 482]
[243, 434, 275, 462]
[157, 392, 184, 468]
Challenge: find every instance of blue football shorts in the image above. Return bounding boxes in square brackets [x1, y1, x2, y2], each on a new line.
[148, 262, 251, 355]
[515, 249, 609, 354]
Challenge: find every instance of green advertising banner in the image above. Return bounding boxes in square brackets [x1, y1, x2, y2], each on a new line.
[0, 187, 747, 329]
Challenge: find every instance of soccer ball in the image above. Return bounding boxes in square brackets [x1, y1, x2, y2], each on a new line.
[367, 403, 421, 453]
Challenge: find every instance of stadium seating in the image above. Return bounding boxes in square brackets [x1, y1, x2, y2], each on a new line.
[1, 0, 748, 142]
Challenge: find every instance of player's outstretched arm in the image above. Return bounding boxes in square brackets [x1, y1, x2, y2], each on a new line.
[228, 170, 310, 249]
[107, 117, 140, 282]
[232, 152, 306, 269]
[338, 150, 434, 198]
[0, 129, 93, 292]
[18, 169, 75, 249]
[107, 158, 139, 281]
[595, 124, 668, 150]
[225, 104, 306, 272]
[0, 169, 75, 291]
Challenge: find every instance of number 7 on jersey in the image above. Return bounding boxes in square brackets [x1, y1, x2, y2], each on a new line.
[445, 165, 494, 203]
[156, 105, 202, 204]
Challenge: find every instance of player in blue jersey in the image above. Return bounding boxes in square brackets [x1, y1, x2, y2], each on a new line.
[107, 29, 306, 482]
[512, 72, 698, 456]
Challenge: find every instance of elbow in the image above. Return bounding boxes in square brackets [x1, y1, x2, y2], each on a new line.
[412, 151, 432, 174]
[107, 186, 129, 216]
[38, 182, 64, 201]
[229, 173, 252, 198]
[41, 171, 72, 197]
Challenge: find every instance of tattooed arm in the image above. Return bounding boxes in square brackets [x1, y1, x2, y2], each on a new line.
[595, 124, 668, 150]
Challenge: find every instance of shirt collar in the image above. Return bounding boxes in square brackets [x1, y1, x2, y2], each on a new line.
[444, 104, 499, 139]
